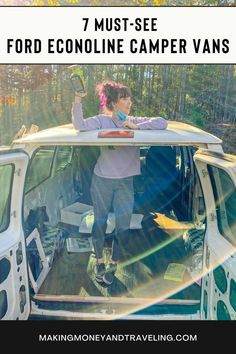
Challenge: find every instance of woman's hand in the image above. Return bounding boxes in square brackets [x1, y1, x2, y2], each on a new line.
[122, 121, 139, 130]
[74, 91, 87, 103]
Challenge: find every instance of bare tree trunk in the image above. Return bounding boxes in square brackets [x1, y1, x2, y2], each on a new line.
[178, 65, 189, 119]
[47, 65, 53, 106]
[223, 65, 232, 121]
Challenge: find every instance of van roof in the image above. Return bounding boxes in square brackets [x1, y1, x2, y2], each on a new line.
[13, 121, 222, 146]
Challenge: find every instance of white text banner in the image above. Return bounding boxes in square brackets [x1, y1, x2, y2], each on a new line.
[0, 7, 235, 63]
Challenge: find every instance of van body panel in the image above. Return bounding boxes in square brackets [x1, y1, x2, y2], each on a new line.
[194, 151, 236, 320]
[0, 151, 30, 320]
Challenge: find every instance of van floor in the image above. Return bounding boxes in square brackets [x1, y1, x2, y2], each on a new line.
[39, 224, 201, 302]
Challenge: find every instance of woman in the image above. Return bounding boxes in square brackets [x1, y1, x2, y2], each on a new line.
[72, 80, 168, 285]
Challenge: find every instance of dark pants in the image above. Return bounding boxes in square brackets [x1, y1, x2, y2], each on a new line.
[90, 173, 134, 262]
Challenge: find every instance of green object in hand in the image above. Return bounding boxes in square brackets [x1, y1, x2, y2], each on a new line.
[70, 74, 85, 95]
[68, 65, 86, 95]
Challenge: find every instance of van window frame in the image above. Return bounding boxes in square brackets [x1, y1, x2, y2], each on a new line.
[207, 164, 236, 246]
[53, 146, 73, 174]
[0, 163, 14, 234]
[25, 146, 56, 194]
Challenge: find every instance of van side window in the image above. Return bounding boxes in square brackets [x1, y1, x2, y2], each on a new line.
[54, 146, 73, 172]
[25, 147, 55, 193]
[0, 164, 13, 233]
[208, 165, 236, 246]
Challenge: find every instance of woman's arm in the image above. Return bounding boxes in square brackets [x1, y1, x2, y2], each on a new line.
[72, 96, 101, 131]
[129, 116, 168, 130]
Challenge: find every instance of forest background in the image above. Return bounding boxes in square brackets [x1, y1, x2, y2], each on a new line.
[0, 0, 235, 153]
[0, 64, 235, 154]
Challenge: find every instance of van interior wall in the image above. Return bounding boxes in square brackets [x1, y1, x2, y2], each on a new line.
[134, 145, 184, 218]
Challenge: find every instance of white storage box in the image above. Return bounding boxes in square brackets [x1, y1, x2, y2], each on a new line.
[61, 202, 144, 232]
[60, 202, 93, 227]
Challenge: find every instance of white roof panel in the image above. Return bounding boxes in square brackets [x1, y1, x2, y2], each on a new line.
[13, 121, 222, 146]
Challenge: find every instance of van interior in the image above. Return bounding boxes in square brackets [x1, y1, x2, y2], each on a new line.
[23, 145, 206, 319]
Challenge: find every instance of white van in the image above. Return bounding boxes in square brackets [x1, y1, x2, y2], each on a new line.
[0, 121, 235, 320]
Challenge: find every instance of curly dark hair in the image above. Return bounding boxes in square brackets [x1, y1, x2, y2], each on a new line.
[96, 81, 131, 111]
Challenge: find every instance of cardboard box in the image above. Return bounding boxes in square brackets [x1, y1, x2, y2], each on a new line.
[60, 202, 93, 227]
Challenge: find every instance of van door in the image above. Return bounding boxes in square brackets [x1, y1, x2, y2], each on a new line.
[0, 150, 30, 320]
[194, 150, 236, 320]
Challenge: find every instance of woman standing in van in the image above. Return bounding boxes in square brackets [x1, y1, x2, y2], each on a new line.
[72, 81, 168, 286]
